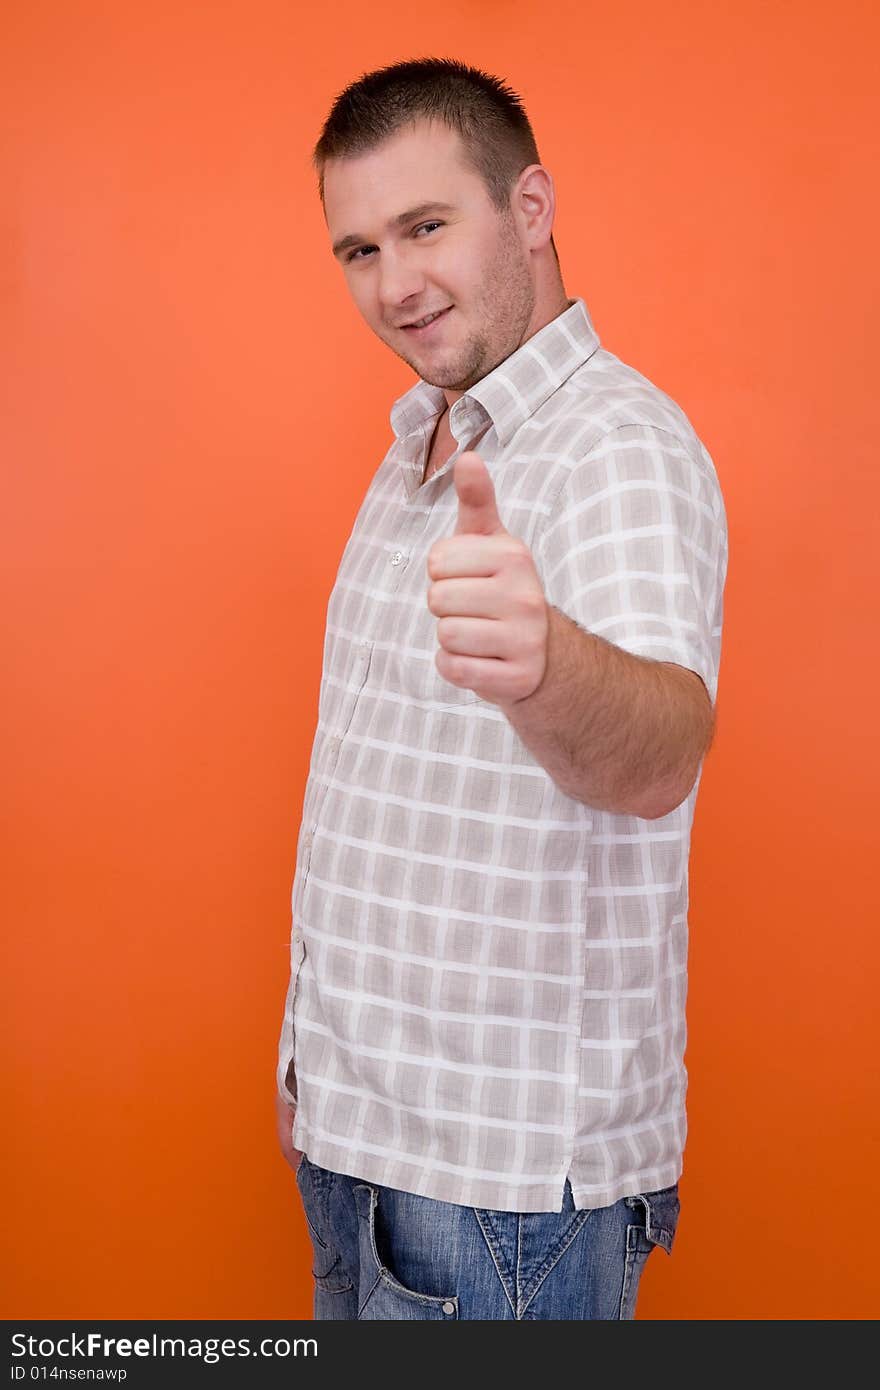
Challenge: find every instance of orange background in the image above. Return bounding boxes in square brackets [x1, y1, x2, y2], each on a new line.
[3, 1, 878, 1320]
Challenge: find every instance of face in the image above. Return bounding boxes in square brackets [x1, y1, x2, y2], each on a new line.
[323, 119, 537, 399]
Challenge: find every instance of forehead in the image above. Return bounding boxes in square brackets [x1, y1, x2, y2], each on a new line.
[323, 120, 485, 233]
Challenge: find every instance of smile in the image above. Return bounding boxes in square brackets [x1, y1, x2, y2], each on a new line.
[402, 306, 452, 335]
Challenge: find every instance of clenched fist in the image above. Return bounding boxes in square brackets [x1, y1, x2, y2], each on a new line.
[426, 451, 549, 706]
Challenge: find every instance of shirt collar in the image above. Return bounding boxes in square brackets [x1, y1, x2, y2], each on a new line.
[389, 296, 600, 448]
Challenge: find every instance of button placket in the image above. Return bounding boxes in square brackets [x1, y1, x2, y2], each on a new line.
[325, 639, 371, 766]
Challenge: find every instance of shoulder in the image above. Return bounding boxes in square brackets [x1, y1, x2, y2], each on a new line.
[524, 350, 721, 521]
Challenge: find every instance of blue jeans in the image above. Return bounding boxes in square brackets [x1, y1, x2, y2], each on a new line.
[295, 1154, 680, 1320]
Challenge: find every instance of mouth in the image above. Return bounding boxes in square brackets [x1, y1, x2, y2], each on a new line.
[401, 306, 453, 337]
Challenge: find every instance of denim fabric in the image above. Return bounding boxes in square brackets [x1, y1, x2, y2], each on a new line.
[294, 1154, 680, 1320]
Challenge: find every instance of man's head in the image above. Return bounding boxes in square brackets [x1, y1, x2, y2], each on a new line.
[313, 57, 569, 403]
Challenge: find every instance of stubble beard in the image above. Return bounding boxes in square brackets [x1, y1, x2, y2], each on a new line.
[394, 222, 535, 392]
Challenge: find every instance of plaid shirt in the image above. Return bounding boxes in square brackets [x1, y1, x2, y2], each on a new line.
[277, 297, 728, 1212]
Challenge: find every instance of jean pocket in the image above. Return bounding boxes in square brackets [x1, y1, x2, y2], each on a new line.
[353, 1183, 459, 1321]
[295, 1156, 354, 1294]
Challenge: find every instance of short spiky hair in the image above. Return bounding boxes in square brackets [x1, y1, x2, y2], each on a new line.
[312, 56, 558, 258]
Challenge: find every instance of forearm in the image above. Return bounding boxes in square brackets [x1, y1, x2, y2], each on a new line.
[499, 603, 714, 818]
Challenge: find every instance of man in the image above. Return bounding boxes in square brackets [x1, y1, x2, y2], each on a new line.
[275, 57, 727, 1320]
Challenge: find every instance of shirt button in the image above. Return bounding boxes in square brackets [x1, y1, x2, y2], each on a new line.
[390, 550, 404, 566]
[441, 1301, 455, 1315]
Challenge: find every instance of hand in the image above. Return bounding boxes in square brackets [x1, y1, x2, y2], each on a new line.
[274, 1089, 304, 1175]
[426, 451, 549, 706]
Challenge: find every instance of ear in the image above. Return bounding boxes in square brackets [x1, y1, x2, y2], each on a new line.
[510, 163, 557, 253]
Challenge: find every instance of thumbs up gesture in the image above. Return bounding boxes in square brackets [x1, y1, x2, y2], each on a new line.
[426, 451, 549, 705]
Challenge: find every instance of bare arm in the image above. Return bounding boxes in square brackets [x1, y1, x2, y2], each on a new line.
[499, 603, 715, 819]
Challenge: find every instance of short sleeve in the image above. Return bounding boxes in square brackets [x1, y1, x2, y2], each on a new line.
[536, 423, 728, 705]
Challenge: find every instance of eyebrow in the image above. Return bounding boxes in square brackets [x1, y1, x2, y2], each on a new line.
[331, 201, 458, 259]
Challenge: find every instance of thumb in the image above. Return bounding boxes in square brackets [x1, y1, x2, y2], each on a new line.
[452, 452, 505, 536]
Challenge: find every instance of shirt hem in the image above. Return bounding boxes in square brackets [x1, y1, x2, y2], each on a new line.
[292, 1123, 683, 1215]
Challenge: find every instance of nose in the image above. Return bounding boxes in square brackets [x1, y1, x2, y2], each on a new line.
[376, 246, 426, 320]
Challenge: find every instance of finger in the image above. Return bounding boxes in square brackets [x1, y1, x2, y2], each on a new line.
[428, 576, 500, 617]
[452, 451, 505, 536]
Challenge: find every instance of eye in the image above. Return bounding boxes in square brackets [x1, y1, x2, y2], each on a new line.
[345, 221, 443, 264]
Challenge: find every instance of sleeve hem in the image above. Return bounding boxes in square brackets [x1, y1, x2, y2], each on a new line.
[607, 636, 717, 705]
